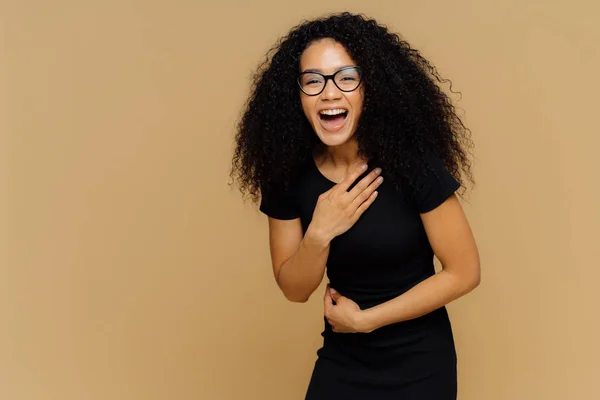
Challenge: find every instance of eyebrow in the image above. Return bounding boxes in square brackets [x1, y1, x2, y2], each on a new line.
[301, 65, 355, 74]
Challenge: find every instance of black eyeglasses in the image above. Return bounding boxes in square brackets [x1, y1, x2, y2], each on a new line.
[297, 66, 363, 96]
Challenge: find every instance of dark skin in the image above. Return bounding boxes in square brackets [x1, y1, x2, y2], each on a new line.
[267, 161, 382, 304]
[267, 39, 480, 333]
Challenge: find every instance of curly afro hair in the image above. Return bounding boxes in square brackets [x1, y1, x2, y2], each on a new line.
[230, 12, 474, 204]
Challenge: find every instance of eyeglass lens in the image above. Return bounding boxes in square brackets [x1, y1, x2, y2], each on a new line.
[299, 67, 361, 95]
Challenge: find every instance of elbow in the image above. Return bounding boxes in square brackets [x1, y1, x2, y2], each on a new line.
[277, 277, 316, 303]
[280, 285, 311, 303]
[277, 281, 311, 303]
[456, 274, 479, 297]
[469, 272, 481, 291]
[284, 292, 310, 303]
[450, 262, 480, 295]
[464, 263, 481, 293]
[290, 296, 310, 303]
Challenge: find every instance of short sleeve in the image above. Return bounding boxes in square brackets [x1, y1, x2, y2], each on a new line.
[410, 152, 461, 213]
[259, 181, 300, 220]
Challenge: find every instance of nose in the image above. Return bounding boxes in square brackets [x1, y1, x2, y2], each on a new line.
[321, 78, 342, 100]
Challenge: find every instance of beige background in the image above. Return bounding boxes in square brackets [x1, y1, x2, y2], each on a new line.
[1, 1, 599, 399]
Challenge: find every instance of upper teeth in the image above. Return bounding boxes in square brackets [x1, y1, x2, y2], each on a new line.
[320, 109, 347, 116]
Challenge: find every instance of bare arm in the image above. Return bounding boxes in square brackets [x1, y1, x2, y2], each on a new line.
[325, 193, 480, 332]
[267, 218, 330, 303]
[267, 163, 384, 303]
[357, 194, 480, 331]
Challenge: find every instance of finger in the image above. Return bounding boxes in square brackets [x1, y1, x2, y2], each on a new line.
[354, 189, 379, 217]
[324, 286, 333, 310]
[347, 167, 382, 201]
[329, 287, 342, 303]
[350, 173, 383, 210]
[333, 162, 369, 193]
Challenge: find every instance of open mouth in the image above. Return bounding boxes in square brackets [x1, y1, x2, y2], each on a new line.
[318, 108, 348, 131]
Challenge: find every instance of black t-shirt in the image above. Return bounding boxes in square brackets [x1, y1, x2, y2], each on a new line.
[260, 152, 461, 379]
[260, 153, 460, 304]
[269, 156, 458, 290]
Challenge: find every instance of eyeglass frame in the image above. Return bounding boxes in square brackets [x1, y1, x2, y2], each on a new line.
[296, 66, 363, 96]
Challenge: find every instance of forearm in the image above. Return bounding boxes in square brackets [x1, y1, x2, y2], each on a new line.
[360, 268, 480, 332]
[277, 225, 330, 302]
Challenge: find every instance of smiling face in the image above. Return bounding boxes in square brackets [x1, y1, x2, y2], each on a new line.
[299, 39, 364, 148]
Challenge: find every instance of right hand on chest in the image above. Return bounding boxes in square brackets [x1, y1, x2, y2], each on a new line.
[310, 162, 384, 242]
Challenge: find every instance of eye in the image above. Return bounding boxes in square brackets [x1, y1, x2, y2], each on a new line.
[301, 73, 324, 86]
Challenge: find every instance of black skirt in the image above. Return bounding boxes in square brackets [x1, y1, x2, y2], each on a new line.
[305, 308, 457, 400]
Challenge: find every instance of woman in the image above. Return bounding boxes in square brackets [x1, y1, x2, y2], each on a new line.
[231, 12, 480, 399]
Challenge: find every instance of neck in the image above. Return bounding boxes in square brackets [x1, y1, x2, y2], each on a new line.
[318, 138, 366, 167]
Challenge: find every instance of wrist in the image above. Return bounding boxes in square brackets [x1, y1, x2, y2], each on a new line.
[357, 308, 379, 333]
[305, 225, 331, 248]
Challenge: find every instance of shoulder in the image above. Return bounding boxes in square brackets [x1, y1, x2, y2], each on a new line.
[259, 157, 312, 220]
[405, 151, 462, 214]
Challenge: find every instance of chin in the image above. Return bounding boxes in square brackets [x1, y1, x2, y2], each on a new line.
[312, 121, 356, 147]
[316, 131, 353, 147]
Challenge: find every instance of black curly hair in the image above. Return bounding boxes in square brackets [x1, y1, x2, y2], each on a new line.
[230, 12, 474, 204]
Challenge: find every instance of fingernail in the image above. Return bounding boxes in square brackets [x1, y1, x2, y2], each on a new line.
[330, 288, 337, 294]
[375, 168, 382, 174]
[362, 163, 368, 171]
